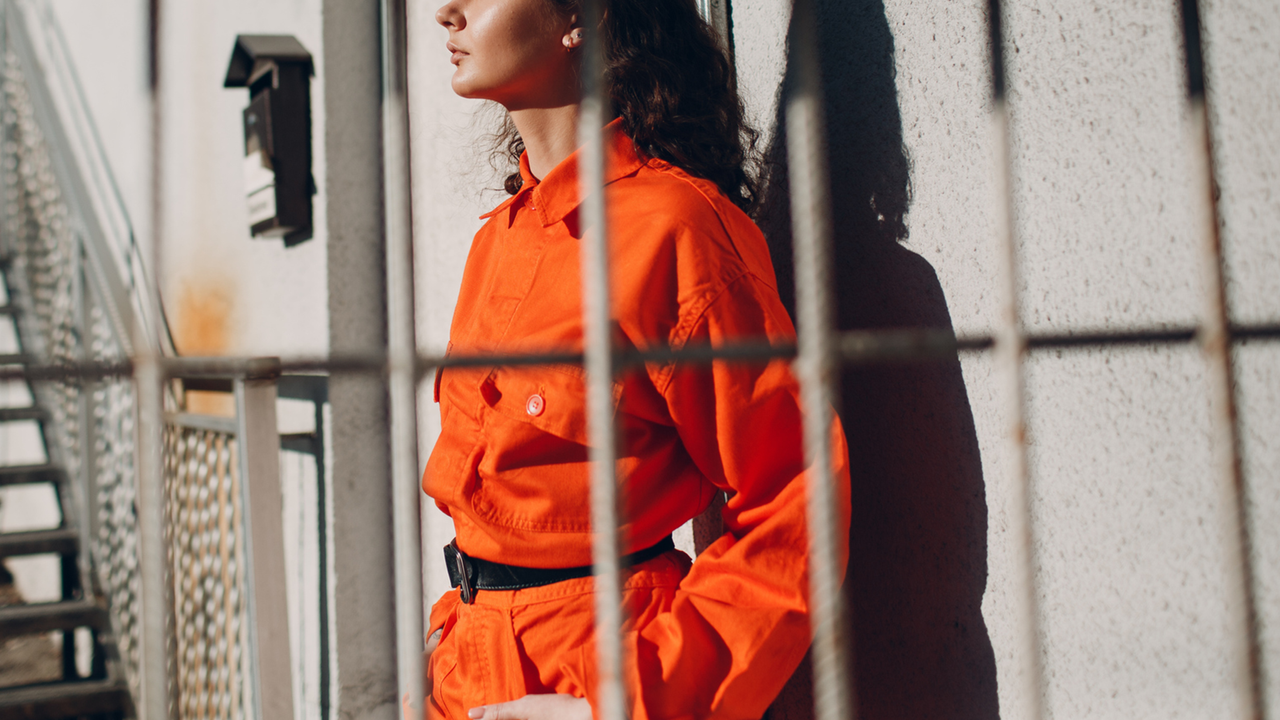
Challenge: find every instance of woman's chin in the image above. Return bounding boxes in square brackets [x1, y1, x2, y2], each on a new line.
[450, 77, 493, 102]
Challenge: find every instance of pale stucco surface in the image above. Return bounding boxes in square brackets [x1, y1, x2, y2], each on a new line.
[49, 0, 330, 360]
[22, 0, 1276, 717]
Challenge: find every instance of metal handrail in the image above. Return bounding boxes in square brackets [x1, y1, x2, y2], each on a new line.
[7, 0, 174, 356]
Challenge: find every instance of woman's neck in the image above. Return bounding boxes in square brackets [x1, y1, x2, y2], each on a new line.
[509, 104, 580, 183]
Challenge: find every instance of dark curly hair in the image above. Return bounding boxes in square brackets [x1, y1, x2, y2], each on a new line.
[493, 0, 759, 213]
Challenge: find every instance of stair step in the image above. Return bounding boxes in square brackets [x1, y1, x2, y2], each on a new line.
[0, 304, 16, 315]
[0, 600, 108, 636]
[0, 528, 78, 558]
[0, 406, 47, 422]
[0, 679, 127, 719]
[0, 354, 33, 366]
[0, 464, 65, 486]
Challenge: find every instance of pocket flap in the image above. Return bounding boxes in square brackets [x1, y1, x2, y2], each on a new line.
[487, 365, 622, 445]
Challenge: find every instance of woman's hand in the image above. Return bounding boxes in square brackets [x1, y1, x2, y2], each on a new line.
[467, 694, 592, 720]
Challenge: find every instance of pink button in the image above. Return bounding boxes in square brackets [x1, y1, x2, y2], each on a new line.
[526, 394, 545, 416]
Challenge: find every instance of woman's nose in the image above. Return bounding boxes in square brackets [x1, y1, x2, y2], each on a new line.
[436, 1, 464, 29]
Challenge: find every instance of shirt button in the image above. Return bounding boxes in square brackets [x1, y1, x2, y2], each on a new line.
[526, 394, 545, 417]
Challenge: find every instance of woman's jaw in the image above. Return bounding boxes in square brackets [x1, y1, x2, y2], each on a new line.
[436, 0, 581, 110]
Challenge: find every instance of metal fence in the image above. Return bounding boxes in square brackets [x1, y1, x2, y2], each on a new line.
[1, 2, 299, 718]
[1, 1, 145, 700]
[3, 0, 1276, 718]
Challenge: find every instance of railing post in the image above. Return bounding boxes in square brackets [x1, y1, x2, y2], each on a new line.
[784, 3, 853, 720]
[139, 1, 175, 715]
[577, 2, 626, 719]
[235, 366, 296, 720]
[380, 0, 425, 715]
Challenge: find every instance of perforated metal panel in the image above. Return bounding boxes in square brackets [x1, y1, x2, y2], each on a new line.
[164, 425, 252, 720]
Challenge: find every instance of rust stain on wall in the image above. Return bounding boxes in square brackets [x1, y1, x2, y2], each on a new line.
[174, 278, 236, 417]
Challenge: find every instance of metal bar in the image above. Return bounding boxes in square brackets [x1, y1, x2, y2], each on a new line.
[314, 384, 331, 720]
[1179, 2, 1266, 718]
[785, 2, 852, 720]
[5, 324, 1280, 383]
[234, 375, 296, 720]
[696, 0, 731, 52]
[0, 0, 8, 264]
[137, 0, 174, 715]
[379, 0, 424, 716]
[577, 2, 626, 719]
[987, 0, 1044, 718]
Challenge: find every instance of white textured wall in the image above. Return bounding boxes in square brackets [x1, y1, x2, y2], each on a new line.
[405, 0, 1279, 718]
[51, 0, 330, 360]
[157, 0, 328, 358]
[405, 3, 491, 604]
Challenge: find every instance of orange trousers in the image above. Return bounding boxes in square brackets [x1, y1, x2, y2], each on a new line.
[426, 550, 691, 720]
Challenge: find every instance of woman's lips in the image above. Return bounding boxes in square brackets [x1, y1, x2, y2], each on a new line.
[447, 42, 467, 65]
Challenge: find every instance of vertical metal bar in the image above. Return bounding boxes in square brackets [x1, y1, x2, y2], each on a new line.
[137, 0, 174, 716]
[235, 372, 296, 720]
[77, 250, 100, 578]
[314, 388, 331, 720]
[1178, 2, 1266, 718]
[577, 2, 625, 720]
[986, 1, 1044, 718]
[697, 0, 730, 50]
[785, 3, 851, 720]
[379, 0, 424, 716]
[0, 0, 7, 263]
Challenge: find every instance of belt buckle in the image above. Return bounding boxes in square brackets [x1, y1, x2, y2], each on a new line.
[447, 540, 476, 604]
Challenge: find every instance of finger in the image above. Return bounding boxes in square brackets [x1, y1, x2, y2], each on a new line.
[468, 696, 531, 720]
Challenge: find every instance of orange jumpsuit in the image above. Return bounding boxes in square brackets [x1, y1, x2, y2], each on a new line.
[422, 120, 851, 720]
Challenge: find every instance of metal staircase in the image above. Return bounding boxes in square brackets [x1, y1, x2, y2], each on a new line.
[0, 0, 152, 714]
[0, 262, 129, 720]
[0, 3, 312, 718]
[0, 259, 128, 718]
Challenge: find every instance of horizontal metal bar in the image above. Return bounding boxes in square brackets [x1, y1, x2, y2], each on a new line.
[0, 405, 49, 422]
[181, 377, 234, 393]
[280, 433, 320, 455]
[277, 374, 329, 403]
[1, 323, 1278, 383]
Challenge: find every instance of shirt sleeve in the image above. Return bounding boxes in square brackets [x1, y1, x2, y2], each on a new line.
[623, 270, 853, 720]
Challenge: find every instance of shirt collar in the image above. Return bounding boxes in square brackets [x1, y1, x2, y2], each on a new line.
[478, 118, 645, 227]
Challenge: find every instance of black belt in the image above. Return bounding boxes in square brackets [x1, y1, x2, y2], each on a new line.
[444, 535, 675, 604]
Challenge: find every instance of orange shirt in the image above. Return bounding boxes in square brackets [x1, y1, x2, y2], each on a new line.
[423, 121, 851, 719]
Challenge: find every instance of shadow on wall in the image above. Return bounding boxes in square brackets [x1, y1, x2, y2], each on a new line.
[754, 1, 1000, 718]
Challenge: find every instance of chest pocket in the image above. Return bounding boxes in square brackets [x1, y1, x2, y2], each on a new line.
[471, 364, 623, 533]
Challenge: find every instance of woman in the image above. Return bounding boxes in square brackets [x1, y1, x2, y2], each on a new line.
[424, 1, 851, 718]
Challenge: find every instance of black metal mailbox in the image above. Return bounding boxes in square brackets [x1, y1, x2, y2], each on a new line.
[224, 35, 315, 246]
